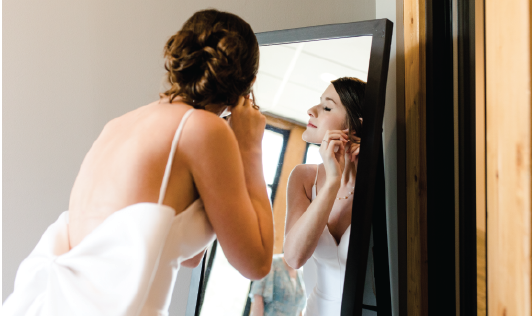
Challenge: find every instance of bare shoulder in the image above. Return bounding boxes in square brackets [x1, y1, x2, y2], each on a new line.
[186, 109, 232, 134]
[288, 164, 318, 199]
[181, 110, 235, 146]
[99, 103, 153, 133]
[289, 164, 318, 183]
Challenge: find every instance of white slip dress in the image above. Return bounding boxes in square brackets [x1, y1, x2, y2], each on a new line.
[302, 164, 377, 316]
[3, 108, 217, 316]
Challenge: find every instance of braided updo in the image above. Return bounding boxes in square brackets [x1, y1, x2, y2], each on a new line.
[162, 9, 259, 109]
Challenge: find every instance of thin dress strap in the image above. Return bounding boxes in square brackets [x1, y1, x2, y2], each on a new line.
[312, 164, 320, 201]
[314, 164, 320, 186]
[158, 108, 195, 205]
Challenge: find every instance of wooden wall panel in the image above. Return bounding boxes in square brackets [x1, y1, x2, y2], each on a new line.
[265, 116, 307, 254]
[403, 0, 428, 314]
[486, 0, 532, 315]
[475, 0, 487, 314]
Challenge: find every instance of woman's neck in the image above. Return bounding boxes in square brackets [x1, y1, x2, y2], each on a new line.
[341, 154, 357, 187]
[159, 95, 227, 116]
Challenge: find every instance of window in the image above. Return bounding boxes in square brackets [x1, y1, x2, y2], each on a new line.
[304, 143, 323, 165]
[262, 128, 286, 201]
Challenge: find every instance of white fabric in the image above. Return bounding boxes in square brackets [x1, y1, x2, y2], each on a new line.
[3, 108, 216, 316]
[303, 164, 375, 316]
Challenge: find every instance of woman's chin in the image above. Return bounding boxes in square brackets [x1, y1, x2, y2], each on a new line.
[301, 132, 318, 144]
[301, 132, 320, 145]
[301, 131, 313, 144]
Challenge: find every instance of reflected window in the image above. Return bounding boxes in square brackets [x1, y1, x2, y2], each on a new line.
[262, 126, 289, 202]
[199, 241, 250, 316]
[304, 143, 323, 165]
[198, 125, 289, 316]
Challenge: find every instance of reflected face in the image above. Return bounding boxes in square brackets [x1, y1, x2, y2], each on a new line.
[302, 83, 347, 144]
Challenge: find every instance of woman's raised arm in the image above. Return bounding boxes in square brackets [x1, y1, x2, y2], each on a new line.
[284, 130, 347, 269]
[283, 165, 340, 269]
[180, 99, 273, 280]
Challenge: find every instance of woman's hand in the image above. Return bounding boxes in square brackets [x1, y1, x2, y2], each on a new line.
[227, 96, 266, 153]
[346, 130, 361, 163]
[319, 130, 348, 184]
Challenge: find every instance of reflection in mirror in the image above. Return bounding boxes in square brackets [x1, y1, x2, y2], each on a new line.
[199, 36, 378, 316]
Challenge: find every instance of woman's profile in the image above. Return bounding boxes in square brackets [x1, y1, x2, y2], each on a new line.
[4, 9, 274, 316]
[283, 77, 375, 315]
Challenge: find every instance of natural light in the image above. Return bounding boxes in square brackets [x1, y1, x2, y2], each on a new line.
[305, 144, 323, 165]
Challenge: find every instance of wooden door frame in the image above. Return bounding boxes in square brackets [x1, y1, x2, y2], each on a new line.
[402, 0, 483, 315]
[485, 0, 532, 315]
[403, 0, 428, 315]
[403, 0, 532, 315]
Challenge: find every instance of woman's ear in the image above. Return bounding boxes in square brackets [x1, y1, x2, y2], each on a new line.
[359, 117, 363, 124]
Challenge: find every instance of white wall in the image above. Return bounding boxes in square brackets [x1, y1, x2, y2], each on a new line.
[376, 0, 401, 314]
[2, 0, 402, 315]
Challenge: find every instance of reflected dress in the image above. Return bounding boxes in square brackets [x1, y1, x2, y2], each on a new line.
[302, 164, 376, 316]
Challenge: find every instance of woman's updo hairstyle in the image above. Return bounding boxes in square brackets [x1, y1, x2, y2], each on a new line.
[331, 77, 366, 144]
[162, 9, 259, 109]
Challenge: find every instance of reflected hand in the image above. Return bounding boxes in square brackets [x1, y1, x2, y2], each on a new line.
[346, 130, 361, 163]
[319, 130, 348, 183]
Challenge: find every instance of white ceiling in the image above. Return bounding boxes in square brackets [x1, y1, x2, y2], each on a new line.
[254, 36, 373, 125]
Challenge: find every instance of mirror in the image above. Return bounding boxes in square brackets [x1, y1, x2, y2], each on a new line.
[187, 20, 393, 316]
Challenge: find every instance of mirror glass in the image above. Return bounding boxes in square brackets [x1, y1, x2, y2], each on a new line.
[198, 35, 378, 316]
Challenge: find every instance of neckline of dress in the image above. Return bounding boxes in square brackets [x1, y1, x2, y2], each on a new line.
[325, 224, 351, 247]
[311, 181, 352, 247]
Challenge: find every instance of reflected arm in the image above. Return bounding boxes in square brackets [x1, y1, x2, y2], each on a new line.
[284, 164, 340, 269]
[250, 295, 264, 316]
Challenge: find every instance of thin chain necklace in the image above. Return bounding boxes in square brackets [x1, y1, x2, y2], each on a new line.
[336, 186, 355, 200]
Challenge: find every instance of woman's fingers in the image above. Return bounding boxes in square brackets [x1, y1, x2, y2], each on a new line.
[322, 130, 349, 144]
[231, 96, 251, 112]
[324, 130, 348, 138]
[351, 146, 360, 162]
[350, 143, 360, 153]
[327, 140, 345, 155]
[320, 139, 343, 155]
[346, 142, 361, 162]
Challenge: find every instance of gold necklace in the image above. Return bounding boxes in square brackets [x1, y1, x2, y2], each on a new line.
[336, 187, 355, 200]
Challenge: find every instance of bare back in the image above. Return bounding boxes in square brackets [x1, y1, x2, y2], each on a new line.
[67, 96, 274, 280]
[68, 100, 197, 249]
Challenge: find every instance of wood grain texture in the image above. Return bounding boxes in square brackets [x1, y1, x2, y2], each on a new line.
[265, 115, 308, 255]
[477, 229, 487, 315]
[486, 0, 532, 314]
[475, 0, 487, 314]
[403, 0, 428, 314]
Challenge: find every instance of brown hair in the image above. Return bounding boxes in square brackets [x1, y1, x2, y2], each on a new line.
[162, 9, 259, 109]
[331, 77, 366, 144]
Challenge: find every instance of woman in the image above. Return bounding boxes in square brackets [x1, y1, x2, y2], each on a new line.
[284, 77, 375, 315]
[249, 254, 306, 316]
[4, 9, 274, 316]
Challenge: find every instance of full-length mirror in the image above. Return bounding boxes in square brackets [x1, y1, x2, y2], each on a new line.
[187, 20, 393, 316]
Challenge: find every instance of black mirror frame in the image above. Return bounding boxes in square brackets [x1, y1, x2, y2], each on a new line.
[185, 19, 394, 316]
